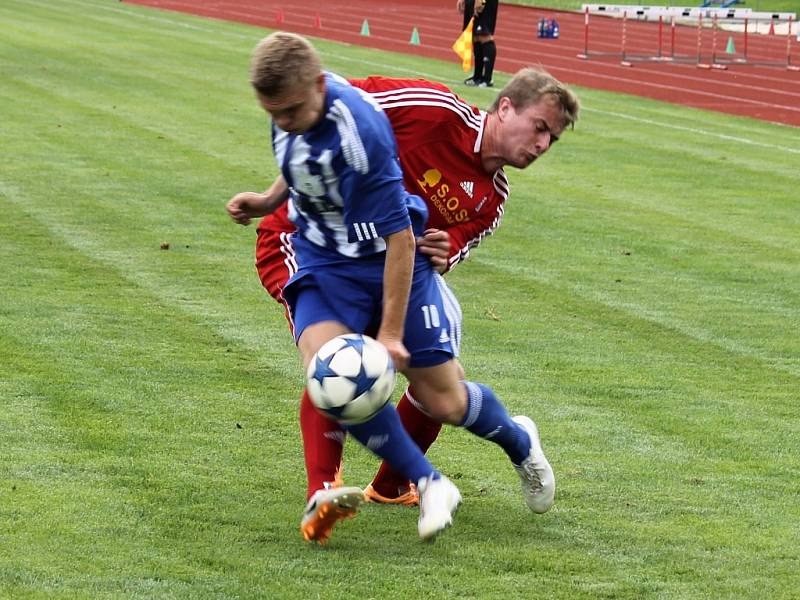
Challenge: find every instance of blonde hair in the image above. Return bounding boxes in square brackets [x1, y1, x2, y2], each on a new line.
[250, 32, 322, 96]
[489, 68, 580, 129]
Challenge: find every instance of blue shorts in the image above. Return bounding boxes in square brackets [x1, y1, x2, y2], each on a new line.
[282, 256, 461, 368]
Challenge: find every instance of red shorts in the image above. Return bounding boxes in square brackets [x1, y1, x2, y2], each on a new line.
[255, 226, 297, 327]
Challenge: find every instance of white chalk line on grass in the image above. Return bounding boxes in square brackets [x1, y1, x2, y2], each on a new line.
[33, 0, 800, 156]
[579, 108, 800, 154]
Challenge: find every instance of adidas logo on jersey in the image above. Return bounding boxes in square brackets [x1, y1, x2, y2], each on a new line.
[439, 329, 451, 344]
[353, 221, 379, 241]
[460, 181, 474, 198]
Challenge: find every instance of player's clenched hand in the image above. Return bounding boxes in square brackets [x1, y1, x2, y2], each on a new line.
[417, 228, 450, 274]
[226, 192, 267, 225]
[379, 337, 410, 372]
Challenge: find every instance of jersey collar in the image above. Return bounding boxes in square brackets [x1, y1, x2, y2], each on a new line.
[474, 110, 488, 154]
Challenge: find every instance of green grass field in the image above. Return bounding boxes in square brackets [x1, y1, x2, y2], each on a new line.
[2, 0, 799, 598]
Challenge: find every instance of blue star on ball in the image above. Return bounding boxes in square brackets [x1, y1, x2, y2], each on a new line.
[348, 362, 379, 399]
[312, 336, 378, 399]
[311, 352, 339, 385]
[340, 336, 379, 398]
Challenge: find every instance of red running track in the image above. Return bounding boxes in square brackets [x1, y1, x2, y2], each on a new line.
[125, 0, 800, 127]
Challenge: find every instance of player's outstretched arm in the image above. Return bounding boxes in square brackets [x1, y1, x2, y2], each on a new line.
[226, 175, 289, 225]
[378, 227, 414, 372]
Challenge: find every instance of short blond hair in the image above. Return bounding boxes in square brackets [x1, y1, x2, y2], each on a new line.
[250, 32, 322, 96]
[489, 68, 580, 129]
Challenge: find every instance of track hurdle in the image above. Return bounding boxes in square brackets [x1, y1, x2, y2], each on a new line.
[621, 11, 632, 66]
[708, 14, 729, 69]
[577, 6, 589, 59]
[696, 13, 710, 67]
[788, 17, 800, 71]
[577, 6, 800, 69]
[665, 16, 676, 60]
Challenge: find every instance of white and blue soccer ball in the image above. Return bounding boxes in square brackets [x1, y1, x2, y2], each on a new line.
[306, 334, 396, 425]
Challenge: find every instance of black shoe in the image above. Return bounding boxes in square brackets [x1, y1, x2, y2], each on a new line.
[464, 77, 481, 86]
[477, 80, 494, 88]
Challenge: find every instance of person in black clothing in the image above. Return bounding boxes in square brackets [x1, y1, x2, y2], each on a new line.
[457, 0, 499, 87]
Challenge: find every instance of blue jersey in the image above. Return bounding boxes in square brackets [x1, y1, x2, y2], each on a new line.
[273, 72, 427, 265]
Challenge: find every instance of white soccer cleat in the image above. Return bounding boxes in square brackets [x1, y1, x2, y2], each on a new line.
[300, 486, 364, 544]
[416, 474, 461, 541]
[512, 415, 555, 514]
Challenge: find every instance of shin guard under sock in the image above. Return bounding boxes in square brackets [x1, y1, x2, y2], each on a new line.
[300, 389, 345, 500]
[370, 387, 442, 497]
[346, 403, 437, 485]
[461, 381, 529, 465]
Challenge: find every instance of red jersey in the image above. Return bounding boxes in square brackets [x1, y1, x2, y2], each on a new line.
[258, 76, 509, 272]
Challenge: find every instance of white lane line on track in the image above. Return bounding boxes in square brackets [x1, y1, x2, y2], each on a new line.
[501, 54, 800, 114]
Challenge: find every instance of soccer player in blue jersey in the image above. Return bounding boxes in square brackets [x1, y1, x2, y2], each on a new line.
[229, 31, 554, 544]
[232, 31, 461, 543]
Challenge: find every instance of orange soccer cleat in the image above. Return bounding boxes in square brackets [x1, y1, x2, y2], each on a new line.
[300, 486, 363, 544]
[363, 483, 419, 506]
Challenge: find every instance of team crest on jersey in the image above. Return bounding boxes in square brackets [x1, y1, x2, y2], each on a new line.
[293, 170, 326, 197]
[419, 168, 442, 189]
[460, 181, 474, 198]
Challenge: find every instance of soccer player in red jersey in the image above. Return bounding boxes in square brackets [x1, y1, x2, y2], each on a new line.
[231, 67, 579, 536]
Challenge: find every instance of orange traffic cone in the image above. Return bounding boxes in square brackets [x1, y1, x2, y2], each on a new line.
[768, 20, 775, 35]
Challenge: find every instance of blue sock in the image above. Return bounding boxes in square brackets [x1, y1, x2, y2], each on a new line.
[460, 381, 530, 465]
[345, 403, 438, 485]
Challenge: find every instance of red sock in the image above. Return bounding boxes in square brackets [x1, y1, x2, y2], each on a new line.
[300, 389, 345, 500]
[370, 387, 442, 497]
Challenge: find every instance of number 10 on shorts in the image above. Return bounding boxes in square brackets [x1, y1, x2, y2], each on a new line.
[421, 305, 441, 329]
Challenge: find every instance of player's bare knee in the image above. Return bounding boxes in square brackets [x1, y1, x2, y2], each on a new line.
[298, 321, 351, 367]
[454, 360, 466, 380]
[404, 360, 466, 423]
[423, 395, 465, 425]
[412, 382, 467, 424]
